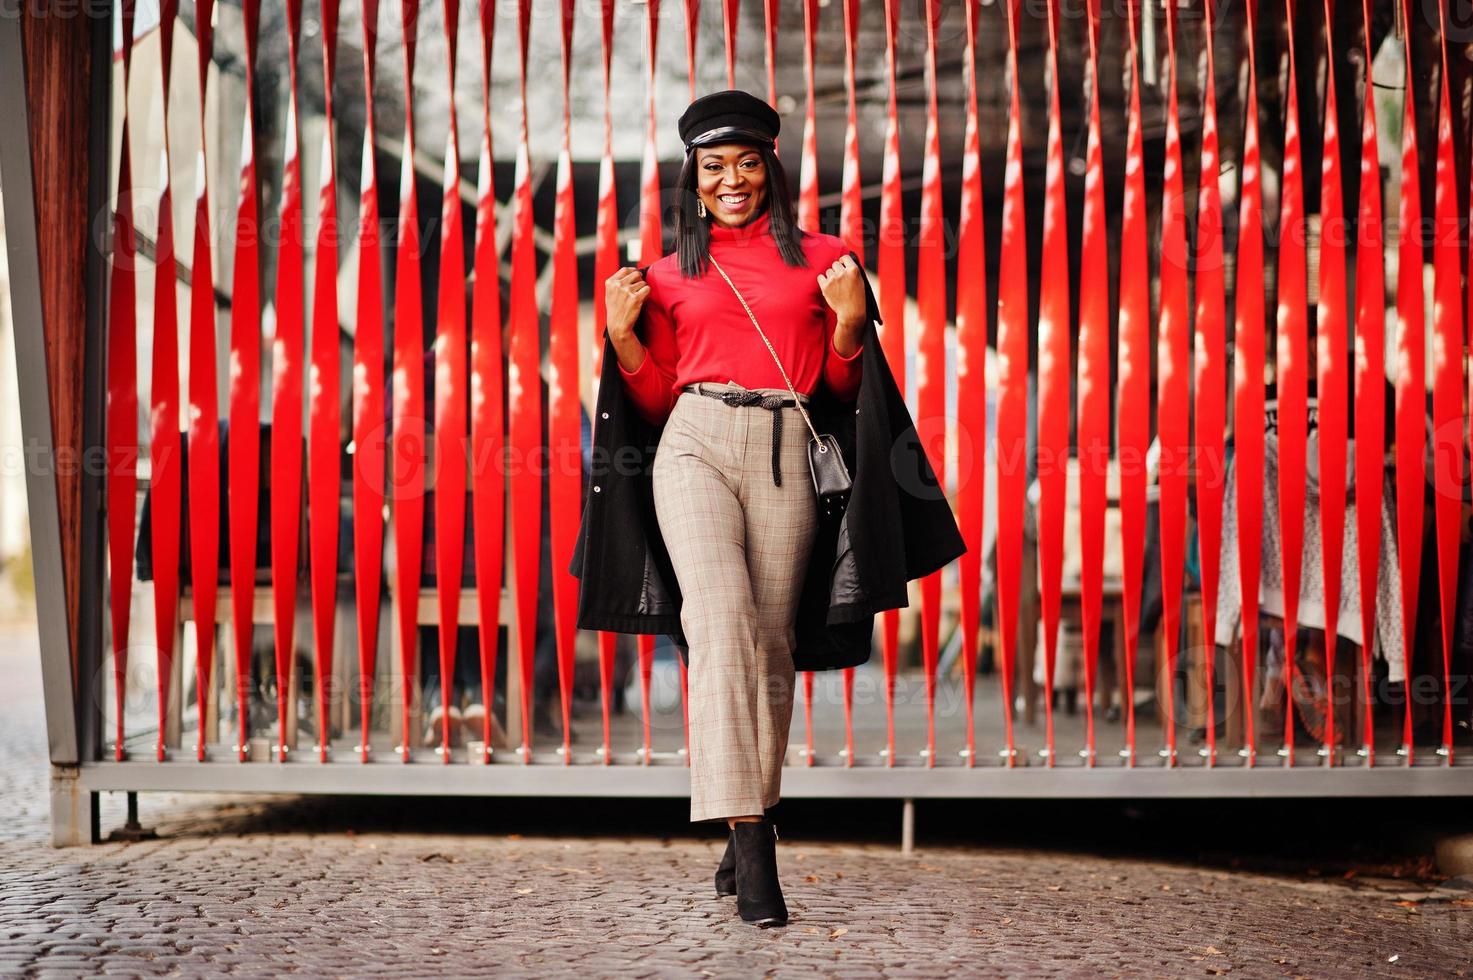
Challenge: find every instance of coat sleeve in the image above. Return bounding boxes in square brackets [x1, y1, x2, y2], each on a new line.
[617, 274, 680, 426]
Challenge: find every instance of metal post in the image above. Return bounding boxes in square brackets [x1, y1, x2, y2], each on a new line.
[0, 7, 80, 768]
[901, 798, 915, 855]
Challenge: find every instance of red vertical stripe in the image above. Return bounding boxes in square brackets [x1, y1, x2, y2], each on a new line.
[150, 0, 182, 762]
[509, 0, 542, 759]
[187, 0, 221, 762]
[308, 0, 343, 764]
[470, 0, 506, 762]
[391, 0, 427, 762]
[877, 0, 905, 763]
[434, 0, 469, 761]
[683, 0, 699, 100]
[798, 0, 820, 233]
[639, 0, 663, 267]
[1393, 0, 1425, 762]
[1036, 0, 1070, 767]
[1275, 0, 1309, 766]
[271, 0, 308, 762]
[1316, 0, 1348, 764]
[996, 0, 1028, 767]
[1157, 0, 1190, 767]
[1118, 0, 1150, 767]
[721, 0, 740, 88]
[1076, 0, 1108, 767]
[1233, 0, 1266, 767]
[228, 0, 264, 762]
[1193, 0, 1227, 767]
[593, 0, 619, 763]
[550, 0, 583, 762]
[837, 0, 864, 765]
[955, 0, 987, 767]
[1430, 0, 1463, 763]
[106, 0, 139, 761]
[915, 0, 948, 768]
[1352, 0, 1385, 763]
[352, 0, 387, 761]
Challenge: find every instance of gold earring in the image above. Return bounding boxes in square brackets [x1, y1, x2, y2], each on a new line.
[697, 198, 707, 218]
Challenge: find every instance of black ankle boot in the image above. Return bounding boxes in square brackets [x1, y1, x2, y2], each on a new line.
[714, 832, 736, 897]
[731, 819, 788, 927]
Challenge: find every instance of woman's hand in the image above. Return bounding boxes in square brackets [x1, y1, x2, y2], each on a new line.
[605, 267, 650, 342]
[818, 255, 867, 356]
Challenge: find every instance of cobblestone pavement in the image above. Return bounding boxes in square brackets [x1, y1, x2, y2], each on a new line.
[3, 626, 1473, 978]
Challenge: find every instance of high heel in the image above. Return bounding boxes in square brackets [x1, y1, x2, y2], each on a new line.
[714, 831, 736, 897]
[731, 819, 788, 927]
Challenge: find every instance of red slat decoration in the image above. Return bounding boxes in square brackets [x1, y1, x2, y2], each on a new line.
[1393, 0, 1425, 762]
[721, 0, 739, 88]
[1156, 0, 1190, 767]
[1117, 0, 1149, 767]
[915, 0, 947, 768]
[632, 0, 659, 757]
[797, 0, 822, 765]
[1233, 0, 1266, 767]
[1275, 0, 1309, 766]
[763, 0, 778, 107]
[798, 0, 819, 234]
[1076, 0, 1108, 767]
[635, 0, 662, 763]
[434, 0, 469, 761]
[228, 0, 264, 762]
[391, 0, 427, 762]
[353, 0, 387, 762]
[837, 0, 864, 766]
[954, 0, 990, 767]
[471, 0, 506, 763]
[676, 0, 696, 767]
[308, 0, 343, 764]
[639, 0, 663, 268]
[683, 0, 699, 100]
[877, 0, 905, 764]
[995, 0, 1027, 767]
[510, 0, 542, 759]
[106, 0, 139, 761]
[150, 0, 182, 763]
[550, 0, 583, 763]
[1193, 0, 1226, 767]
[1036, 0, 1069, 767]
[1352, 0, 1384, 764]
[593, 0, 618, 763]
[187, 0, 221, 762]
[1316, 0, 1348, 764]
[1430, 0, 1462, 763]
[271, 0, 308, 763]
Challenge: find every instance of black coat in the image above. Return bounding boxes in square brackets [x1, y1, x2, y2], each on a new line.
[567, 252, 966, 672]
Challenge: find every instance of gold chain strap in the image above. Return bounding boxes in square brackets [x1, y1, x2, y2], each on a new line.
[705, 253, 827, 450]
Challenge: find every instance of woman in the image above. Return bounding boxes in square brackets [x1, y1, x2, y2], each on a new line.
[603, 90, 870, 928]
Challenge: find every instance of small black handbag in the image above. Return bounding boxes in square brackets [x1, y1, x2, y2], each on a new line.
[706, 254, 854, 520]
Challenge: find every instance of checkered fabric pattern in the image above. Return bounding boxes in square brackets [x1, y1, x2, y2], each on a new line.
[652, 383, 820, 822]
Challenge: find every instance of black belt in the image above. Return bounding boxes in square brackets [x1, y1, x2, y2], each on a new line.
[682, 383, 807, 487]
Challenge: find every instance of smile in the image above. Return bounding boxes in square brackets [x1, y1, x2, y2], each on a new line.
[717, 193, 750, 210]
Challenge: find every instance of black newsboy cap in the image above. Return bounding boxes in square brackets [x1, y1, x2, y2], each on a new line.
[678, 89, 781, 153]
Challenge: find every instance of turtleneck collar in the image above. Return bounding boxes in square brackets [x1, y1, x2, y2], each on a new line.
[707, 207, 772, 243]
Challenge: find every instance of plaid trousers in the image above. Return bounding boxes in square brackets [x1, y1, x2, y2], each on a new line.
[652, 382, 820, 823]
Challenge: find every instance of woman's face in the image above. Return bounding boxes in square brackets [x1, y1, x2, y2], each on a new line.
[695, 143, 768, 227]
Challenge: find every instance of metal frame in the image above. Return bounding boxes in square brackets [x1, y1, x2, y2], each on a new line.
[5, 0, 1473, 850]
[68, 758, 1473, 799]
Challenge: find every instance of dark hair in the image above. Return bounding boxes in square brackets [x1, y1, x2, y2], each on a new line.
[673, 142, 809, 278]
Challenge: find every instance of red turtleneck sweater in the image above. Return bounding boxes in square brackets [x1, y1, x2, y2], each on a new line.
[618, 211, 864, 426]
